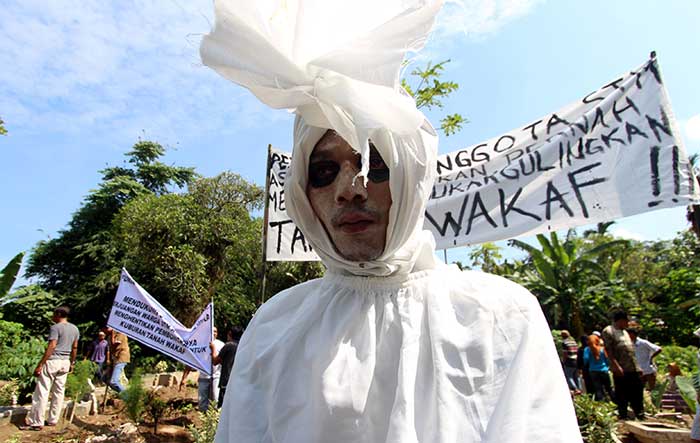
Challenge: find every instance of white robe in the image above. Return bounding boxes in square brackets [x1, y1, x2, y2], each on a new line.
[215, 117, 580, 443]
[216, 258, 581, 442]
[202, 1, 581, 440]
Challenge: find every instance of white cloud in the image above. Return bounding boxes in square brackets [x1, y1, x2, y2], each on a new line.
[0, 1, 542, 140]
[610, 228, 645, 242]
[434, 0, 544, 39]
[685, 114, 700, 142]
[0, 0, 288, 139]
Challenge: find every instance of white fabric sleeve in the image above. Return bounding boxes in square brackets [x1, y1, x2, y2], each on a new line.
[483, 292, 582, 443]
[214, 311, 268, 442]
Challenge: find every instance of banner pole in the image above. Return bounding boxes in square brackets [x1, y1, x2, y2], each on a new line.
[210, 302, 214, 401]
[260, 144, 272, 305]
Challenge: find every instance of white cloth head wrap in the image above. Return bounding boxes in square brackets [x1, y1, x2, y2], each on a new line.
[201, 0, 443, 276]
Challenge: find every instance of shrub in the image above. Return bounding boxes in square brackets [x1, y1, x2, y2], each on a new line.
[188, 407, 220, 443]
[0, 380, 19, 406]
[574, 394, 617, 443]
[122, 369, 147, 424]
[655, 345, 698, 376]
[154, 360, 169, 373]
[676, 375, 697, 412]
[145, 390, 170, 434]
[646, 378, 670, 414]
[0, 320, 47, 400]
[65, 360, 96, 400]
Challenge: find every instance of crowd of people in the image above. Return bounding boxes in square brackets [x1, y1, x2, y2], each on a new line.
[19, 304, 242, 430]
[559, 310, 663, 421]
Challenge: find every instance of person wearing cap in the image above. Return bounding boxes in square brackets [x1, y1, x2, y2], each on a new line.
[626, 323, 662, 390]
[201, 1, 581, 441]
[88, 329, 110, 383]
[602, 310, 644, 420]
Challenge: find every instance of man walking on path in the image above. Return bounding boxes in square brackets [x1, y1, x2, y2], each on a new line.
[107, 328, 130, 393]
[21, 306, 80, 430]
[603, 310, 644, 420]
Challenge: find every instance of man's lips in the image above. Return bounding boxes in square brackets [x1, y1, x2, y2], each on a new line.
[334, 212, 376, 233]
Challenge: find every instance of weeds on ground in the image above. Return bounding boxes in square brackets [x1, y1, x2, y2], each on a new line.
[0, 379, 19, 405]
[122, 369, 147, 423]
[65, 360, 96, 400]
[145, 390, 170, 434]
[188, 407, 220, 443]
[574, 394, 617, 443]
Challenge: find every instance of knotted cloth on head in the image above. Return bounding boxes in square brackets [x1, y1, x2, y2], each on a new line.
[201, 0, 444, 276]
[200, 0, 443, 182]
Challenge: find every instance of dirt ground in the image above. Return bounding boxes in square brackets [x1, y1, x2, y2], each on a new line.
[0, 382, 202, 443]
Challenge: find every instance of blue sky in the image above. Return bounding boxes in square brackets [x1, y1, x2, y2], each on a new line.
[2, 0, 700, 280]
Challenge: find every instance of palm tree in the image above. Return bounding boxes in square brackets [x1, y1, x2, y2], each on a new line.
[510, 231, 627, 336]
[0, 252, 24, 300]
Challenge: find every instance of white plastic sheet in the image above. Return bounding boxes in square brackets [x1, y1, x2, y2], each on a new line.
[201, 0, 443, 181]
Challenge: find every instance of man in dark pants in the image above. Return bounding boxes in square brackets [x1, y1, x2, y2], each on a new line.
[211, 326, 244, 408]
[603, 310, 644, 420]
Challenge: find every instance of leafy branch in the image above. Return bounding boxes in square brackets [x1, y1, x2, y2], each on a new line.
[401, 59, 468, 136]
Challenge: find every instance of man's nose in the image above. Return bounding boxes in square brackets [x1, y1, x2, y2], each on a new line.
[334, 161, 367, 203]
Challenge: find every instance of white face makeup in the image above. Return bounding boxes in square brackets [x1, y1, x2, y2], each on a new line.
[306, 131, 391, 262]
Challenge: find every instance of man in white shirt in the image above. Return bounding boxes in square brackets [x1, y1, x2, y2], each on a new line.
[179, 326, 225, 411]
[628, 325, 662, 390]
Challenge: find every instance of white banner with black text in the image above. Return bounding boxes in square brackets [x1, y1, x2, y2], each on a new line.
[265, 57, 700, 259]
[107, 269, 214, 375]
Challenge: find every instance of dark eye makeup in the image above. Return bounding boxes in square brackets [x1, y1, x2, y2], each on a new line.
[308, 142, 390, 188]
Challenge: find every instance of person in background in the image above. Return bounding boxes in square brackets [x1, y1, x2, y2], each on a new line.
[21, 306, 80, 430]
[690, 328, 700, 442]
[577, 334, 592, 394]
[107, 328, 130, 393]
[211, 326, 243, 408]
[87, 330, 109, 384]
[583, 334, 614, 401]
[181, 327, 225, 411]
[603, 310, 644, 420]
[627, 323, 662, 390]
[561, 330, 581, 394]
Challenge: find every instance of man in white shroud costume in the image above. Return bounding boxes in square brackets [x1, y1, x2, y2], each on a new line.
[200, 0, 582, 441]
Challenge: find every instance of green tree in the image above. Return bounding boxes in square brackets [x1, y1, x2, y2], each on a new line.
[0, 116, 7, 135]
[0, 284, 57, 336]
[26, 141, 197, 325]
[113, 172, 264, 325]
[510, 230, 627, 336]
[402, 59, 467, 136]
[467, 242, 503, 274]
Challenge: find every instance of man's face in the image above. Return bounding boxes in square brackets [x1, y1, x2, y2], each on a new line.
[615, 319, 629, 330]
[213, 327, 218, 340]
[306, 131, 392, 262]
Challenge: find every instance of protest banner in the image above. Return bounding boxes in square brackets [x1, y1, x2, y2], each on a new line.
[265, 146, 320, 261]
[426, 57, 698, 249]
[265, 56, 700, 259]
[107, 269, 214, 375]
